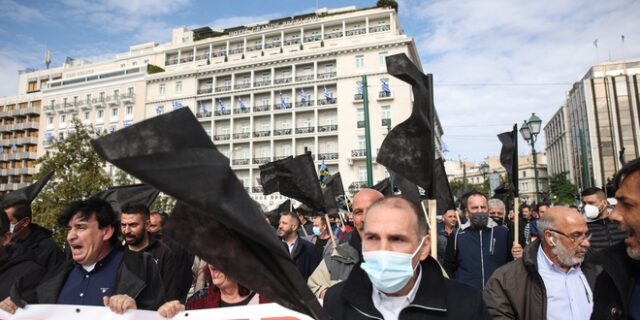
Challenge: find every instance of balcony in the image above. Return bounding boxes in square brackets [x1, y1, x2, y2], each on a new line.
[197, 86, 213, 94]
[165, 58, 179, 66]
[120, 93, 135, 104]
[233, 132, 250, 139]
[107, 95, 120, 106]
[92, 98, 106, 108]
[264, 42, 281, 49]
[180, 56, 194, 63]
[318, 97, 337, 105]
[318, 153, 338, 160]
[274, 77, 292, 84]
[215, 85, 231, 93]
[274, 128, 292, 136]
[233, 108, 250, 115]
[369, 25, 391, 33]
[354, 94, 364, 101]
[318, 124, 338, 132]
[253, 130, 271, 138]
[379, 91, 392, 98]
[214, 109, 231, 116]
[254, 80, 271, 87]
[232, 159, 250, 165]
[283, 38, 301, 46]
[43, 105, 55, 114]
[195, 53, 210, 61]
[197, 111, 212, 118]
[357, 120, 365, 128]
[246, 44, 262, 52]
[296, 100, 314, 108]
[351, 149, 367, 157]
[212, 51, 226, 57]
[324, 31, 343, 39]
[65, 103, 79, 113]
[228, 48, 243, 55]
[273, 103, 292, 110]
[382, 118, 391, 127]
[317, 72, 336, 79]
[18, 136, 38, 144]
[253, 157, 271, 165]
[295, 127, 314, 134]
[81, 101, 92, 110]
[346, 28, 366, 36]
[304, 35, 321, 42]
[235, 83, 251, 90]
[253, 105, 270, 113]
[252, 186, 263, 193]
[295, 74, 314, 81]
[213, 134, 230, 141]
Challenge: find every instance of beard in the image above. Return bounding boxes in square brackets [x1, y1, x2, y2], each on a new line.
[124, 232, 145, 246]
[552, 241, 586, 267]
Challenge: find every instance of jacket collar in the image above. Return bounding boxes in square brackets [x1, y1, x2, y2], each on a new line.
[342, 256, 447, 318]
[522, 239, 541, 273]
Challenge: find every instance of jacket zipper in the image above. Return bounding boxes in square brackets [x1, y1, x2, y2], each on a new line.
[352, 305, 383, 320]
[480, 229, 485, 290]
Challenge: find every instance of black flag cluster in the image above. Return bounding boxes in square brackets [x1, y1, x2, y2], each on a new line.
[89, 184, 159, 214]
[498, 124, 519, 197]
[0, 171, 54, 207]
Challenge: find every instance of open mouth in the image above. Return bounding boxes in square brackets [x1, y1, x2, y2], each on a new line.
[70, 244, 83, 254]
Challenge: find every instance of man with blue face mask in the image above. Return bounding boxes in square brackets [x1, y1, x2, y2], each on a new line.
[323, 195, 491, 319]
[581, 187, 627, 252]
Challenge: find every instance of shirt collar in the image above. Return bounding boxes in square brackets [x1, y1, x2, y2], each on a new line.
[537, 243, 580, 273]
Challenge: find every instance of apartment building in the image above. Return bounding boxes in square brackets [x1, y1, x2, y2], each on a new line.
[544, 105, 575, 183]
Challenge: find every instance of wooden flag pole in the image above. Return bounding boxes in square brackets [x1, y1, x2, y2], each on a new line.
[455, 209, 462, 226]
[324, 214, 337, 249]
[292, 199, 308, 237]
[513, 197, 520, 246]
[421, 200, 437, 258]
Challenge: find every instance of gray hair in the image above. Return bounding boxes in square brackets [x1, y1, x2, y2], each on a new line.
[487, 198, 505, 210]
[537, 216, 554, 235]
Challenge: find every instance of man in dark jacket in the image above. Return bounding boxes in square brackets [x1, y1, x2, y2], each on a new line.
[443, 192, 521, 290]
[4, 200, 64, 272]
[121, 204, 178, 301]
[591, 158, 640, 319]
[0, 199, 166, 314]
[278, 211, 320, 280]
[581, 187, 627, 252]
[324, 195, 491, 319]
[484, 207, 596, 320]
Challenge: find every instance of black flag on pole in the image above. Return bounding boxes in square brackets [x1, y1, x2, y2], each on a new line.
[259, 153, 325, 212]
[377, 53, 436, 194]
[322, 172, 344, 215]
[433, 158, 455, 215]
[0, 171, 54, 207]
[90, 108, 327, 319]
[498, 124, 519, 196]
[89, 184, 159, 214]
[372, 177, 394, 196]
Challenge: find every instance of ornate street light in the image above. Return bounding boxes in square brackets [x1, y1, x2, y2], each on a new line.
[519, 113, 543, 203]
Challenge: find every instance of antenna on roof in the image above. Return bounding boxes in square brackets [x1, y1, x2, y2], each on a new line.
[44, 50, 52, 69]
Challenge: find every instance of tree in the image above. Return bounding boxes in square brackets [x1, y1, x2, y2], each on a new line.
[549, 172, 578, 205]
[377, 0, 398, 11]
[150, 193, 176, 213]
[32, 118, 112, 245]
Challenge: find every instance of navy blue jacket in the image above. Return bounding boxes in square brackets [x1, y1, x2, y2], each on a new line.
[288, 236, 321, 280]
[443, 219, 513, 290]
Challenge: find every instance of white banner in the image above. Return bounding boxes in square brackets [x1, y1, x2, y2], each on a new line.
[0, 303, 314, 320]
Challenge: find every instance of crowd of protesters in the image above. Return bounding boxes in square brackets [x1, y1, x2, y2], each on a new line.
[1, 157, 640, 319]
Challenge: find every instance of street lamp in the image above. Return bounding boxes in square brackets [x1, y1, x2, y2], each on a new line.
[519, 113, 542, 203]
[479, 162, 490, 195]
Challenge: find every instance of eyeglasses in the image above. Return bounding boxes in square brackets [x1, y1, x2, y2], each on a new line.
[548, 229, 592, 243]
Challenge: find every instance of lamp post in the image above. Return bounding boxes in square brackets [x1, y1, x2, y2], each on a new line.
[519, 113, 543, 204]
[479, 162, 489, 195]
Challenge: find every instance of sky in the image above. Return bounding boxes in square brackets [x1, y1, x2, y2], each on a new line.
[1, 0, 639, 162]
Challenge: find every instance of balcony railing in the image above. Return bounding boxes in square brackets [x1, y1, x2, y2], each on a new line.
[197, 87, 213, 94]
[120, 93, 135, 103]
[252, 186, 264, 193]
[382, 118, 391, 127]
[295, 75, 314, 82]
[351, 149, 367, 157]
[253, 130, 271, 138]
[283, 38, 301, 46]
[233, 108, 250, 114]
[273, 103, 292, 110]
[318, 97, 337, 105]
[246, 45, 262, 52]
[318, 125, 338, 132]
[180, 56, 194, 63]
[195, 53, 210, 60]
[295, 127, 314, 134]
[274, 77, 292, 84]
[354, 94, 363, 100]
[274, 128, 292, 136]
[235, 83, 251, 89]
[369, 25, 391, 33]
[213, 134, 230, 141]
[232, 159, 250, 165]
[317, 72, 336, 79]
[253, 157, 271, 165]
[228, 48, 243, 55]
[214, 109, 231, 116]
[197, 111, 212, 118]
[264, 42, 281, 49]
[165, 58, 179, 66]
[379, 91, 392, 98]
[318, 153, 338, 160]
[212, 51, 226, 57]
[253, 105, 270, 112]
[346, 28, 366, 36]
[296, 100, 314, 108]
[215, 85, 231, 92]
[324, 31, 343, 39]
[357, 120, 365, 128]
[304, 35, 321, 42]
[233, 132, 250, 139]
[254, 80, 271, 87]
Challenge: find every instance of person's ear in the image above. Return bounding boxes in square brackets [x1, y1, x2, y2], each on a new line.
[549, 237, 556, 247]
[419, 235, 431, 260]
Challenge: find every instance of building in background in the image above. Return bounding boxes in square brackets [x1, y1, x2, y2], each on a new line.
[544, 104, 575, 184]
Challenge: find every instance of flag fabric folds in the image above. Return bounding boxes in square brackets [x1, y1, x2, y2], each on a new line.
[155, 106, 164, 115]
[381, 78, 391, 94]
[239, 98, 247, 112]
[299, 89, 307, 104]
[322, 173, 344, 215]
[498, 124, 519, 196]
[376, 53, 436, 194]
[89, 184, 159, 214]
[372, 177, 394, 196]
[0, 171, 54, 207]
[323, 86, 331, 103]
[259, 153, 325, 213]
[433, 158, 455, 215]
[90, 108, 328, 319]
[279, 92, 287, 109]
[217, 99, 226, 114]
[198, 100, 209, 114]
[357, 81, 364, 95]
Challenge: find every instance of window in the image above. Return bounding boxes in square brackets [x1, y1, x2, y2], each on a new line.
[262, 72, 270, 81]
[325, 141, 335, 153]
[355, 55, 364, 69]
[176, 81, 182, 94]
[241, 125, 250, 133]
[60, 115, 66, 124]
[357, 109, 364, 121]
[325, 63, 335, 73]
[243, 75, 250, 86]
[63, 97, 68, 107]
[261, 122, 270, 131]
[159, 84, 166, 96]
[357, 136, 366, 149]
[260, 147, 269, 158]
[282, 120, 290, 129]
[522, 170, 527, 178]
[85, 94, 91, 103]
[27, 81, 37, 92]
[127, 87, 134, 96]
[304, 66, 312, 75]
[262, 97, 270, 106]
[84, 112, 90, 120]
[111, 108, 118, 117]
[282, 145, 291, 156]
[48, 117, 54, 125]
[99, 92, 105, 101]
[113, 89, 119, 97]
[379, 52, 388, 67]
[325, 118, 336, 125]
[303, 118, 312, 127]
[126, 106, 133, 115]
[50, 100, 55, 107]
[97, 110, 104, 119]
[358, 166, 367, 181]
[222, 127, 230, 135]
[73, 96, 78, 105]
[381, 106, 391, 119]
[224, 79, 231, 88]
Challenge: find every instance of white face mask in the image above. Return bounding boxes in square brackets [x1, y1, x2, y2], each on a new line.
[582, 204, 600, 220]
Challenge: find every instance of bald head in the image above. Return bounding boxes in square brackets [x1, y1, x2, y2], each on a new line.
[352, 188, 384, 235]
[538, 206, 590, 269]
[539, 207, 585, 231]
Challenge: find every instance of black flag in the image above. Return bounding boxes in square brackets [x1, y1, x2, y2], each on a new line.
[498, 124, 519, 196]
[391, 170, 422, 206]
[259, 153, 325, 212]
[322, 172, 344, 215]
[265, 199, 291, 228]
[90, 108, 327, 319]
[377, 53, 436, 194]
[89, 184, 159, 214]
[433, 158, 455, 215]
[372, 177, 394, 196]
[0, 171, 54, 207]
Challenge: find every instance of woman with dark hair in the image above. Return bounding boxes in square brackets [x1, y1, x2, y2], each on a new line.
[158, 263, 268, 318]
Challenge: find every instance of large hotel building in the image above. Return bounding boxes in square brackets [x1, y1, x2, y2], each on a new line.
[1, 5, 438, 207]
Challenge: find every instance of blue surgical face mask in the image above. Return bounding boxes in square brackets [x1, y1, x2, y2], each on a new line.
[361, 237, 426, 294]
[312, 226, 321, 236]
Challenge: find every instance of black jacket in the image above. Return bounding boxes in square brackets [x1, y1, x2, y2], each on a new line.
[34, 248, 166, 310]
[323, 256, 491, 320]
[139, 237, 179, 301]
[586, 219, 628, 252]
[0, 244, 45, 303]
[289, 236, 321, 280]
[590, 241, 638, 319]
[15, 223, 65, 272]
